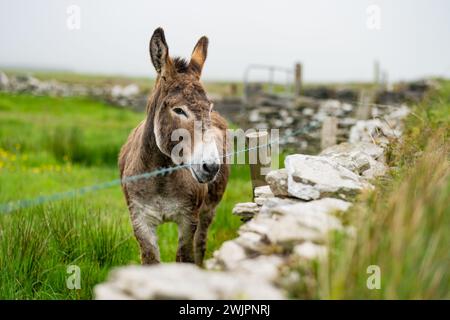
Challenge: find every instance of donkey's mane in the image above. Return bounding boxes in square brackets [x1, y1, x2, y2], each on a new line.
[172, 57, 190, 73]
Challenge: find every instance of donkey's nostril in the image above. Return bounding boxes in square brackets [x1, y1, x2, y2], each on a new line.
[202, 162, 219, 174]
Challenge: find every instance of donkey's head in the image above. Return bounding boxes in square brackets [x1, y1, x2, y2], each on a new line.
[148, 28, 221, 183]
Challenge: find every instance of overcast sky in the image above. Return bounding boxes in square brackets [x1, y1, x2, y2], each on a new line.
[1, 0, 449, 82]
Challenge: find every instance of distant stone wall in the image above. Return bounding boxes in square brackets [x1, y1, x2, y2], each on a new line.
[0, 71, 148, 112]
[1, 71, 433, 129]
[220, 80, 432, 155]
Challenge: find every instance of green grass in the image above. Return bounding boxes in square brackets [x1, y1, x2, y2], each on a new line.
[0, 92, 252, 299]
[290, 80, 450, 299]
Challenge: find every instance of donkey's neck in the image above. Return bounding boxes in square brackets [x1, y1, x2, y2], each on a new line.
[139, 117, 170, 169]
[138, 85, 172, 171]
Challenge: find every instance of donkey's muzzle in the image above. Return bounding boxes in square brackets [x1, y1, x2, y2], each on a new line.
[191, 161, 220, 183]
[202, 162, 219, 176]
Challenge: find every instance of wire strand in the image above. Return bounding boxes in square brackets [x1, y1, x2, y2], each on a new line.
[0, 122, 320, 214]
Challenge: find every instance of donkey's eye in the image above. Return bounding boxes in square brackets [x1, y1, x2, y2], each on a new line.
[173, 107, 188, 117]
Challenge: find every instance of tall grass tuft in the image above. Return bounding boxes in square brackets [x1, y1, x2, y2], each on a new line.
[0, 201, 139, 299]
[329, 132, 449, 299]
[45, 126, 120, 166]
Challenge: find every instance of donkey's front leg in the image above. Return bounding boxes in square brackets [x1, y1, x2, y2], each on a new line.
[194, 209, 214, 266]
[131, 215, 160, 265]
[176, 215, 198, 263]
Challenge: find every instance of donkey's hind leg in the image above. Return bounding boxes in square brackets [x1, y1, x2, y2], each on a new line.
[194, 209, 215, 266]
[176, 215, 197, 263]
[131, 215, 160, 265]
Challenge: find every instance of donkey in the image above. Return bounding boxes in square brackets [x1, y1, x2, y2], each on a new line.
[119, 28, 229, 266]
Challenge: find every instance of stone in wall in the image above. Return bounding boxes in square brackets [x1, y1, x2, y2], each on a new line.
[111, 84, 140, 98]
[292, 242, 328, 261]
[232, 202, 259, 220]
[285, 154, 370, 201]
[266, 169, 289, 197]
[209, 240, 248, 270]
[241, 215, 324, 250]
[95, 264, 284, 300]
[238, 197, 351, 252]
[254, 185, 274, 206]
[259, 197, 301, 216]
[349, 119, 394, 146]
[207, 240, 285, 282]
[0, 71, 9, 90]
[319, 142, 387, 179]
[234, 230, 269, 254]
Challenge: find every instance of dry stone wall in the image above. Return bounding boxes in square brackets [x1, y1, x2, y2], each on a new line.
[241, 83, 429, 154]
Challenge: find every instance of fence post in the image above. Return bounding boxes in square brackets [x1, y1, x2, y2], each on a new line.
[268, 67, 275, 94]
[356, 90, 374, 120]
[381, 70, 388, 91]
[294, 63, 302, 97]
[321, 116, 338, 150]
[373, 60, 380, 87]
[229, 83, 238, 97]
[246, 131, 271, 200]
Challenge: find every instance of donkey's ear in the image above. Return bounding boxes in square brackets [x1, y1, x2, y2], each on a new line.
[189, 36, 209, 77]
[149, 28, 173, 76]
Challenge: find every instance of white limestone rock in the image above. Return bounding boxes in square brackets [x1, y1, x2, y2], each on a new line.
[211, 240, 247, 270]
[235, 231, 268, 253]
[268, 198, 347, 234]
[320, 142, 387, 178]
[254, 185, 274, 206]
[95, 264, 284, 300]
[0, 71, 9, 90]
[269, 197, 351, 219]
[265, 215, 327, 247]
[349, 119, 401, 146]
[232, 202, 259, 219]
[111, 83, 140, 97]
[239, 197, 350, 250]
[293, 242, 328, 261]
[285, 154, 370, 200]
[386, 104, 410, 122]
[231, 255, 285, 281]
[254, 185, 274, 198]
[320, 142, 384, 160]
[362, 158, 387, 179]
[254, 197, 267, 206]
[266, 169, 289, 197]
[240, 215, 325, 249]
[323, 152, 371, 175]
[259, 197, 301, 216]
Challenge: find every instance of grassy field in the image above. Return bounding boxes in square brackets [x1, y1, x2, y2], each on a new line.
[290, 80, 449, 299]
[0, 93, 252, 299]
